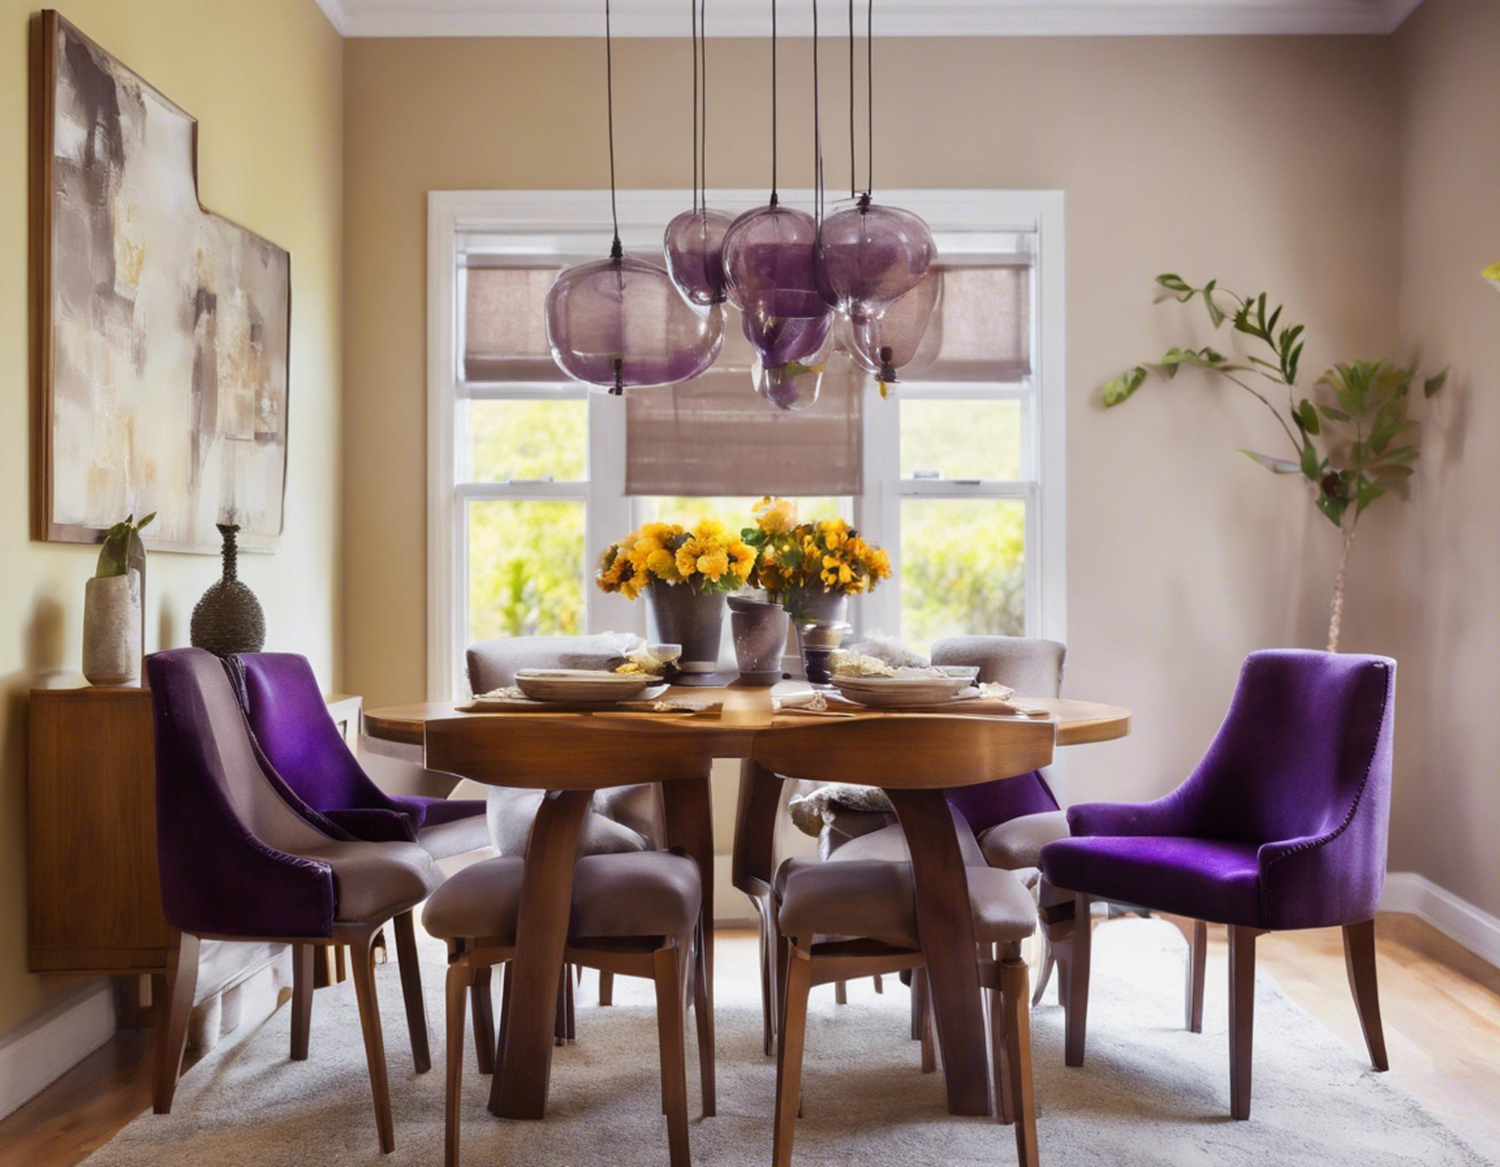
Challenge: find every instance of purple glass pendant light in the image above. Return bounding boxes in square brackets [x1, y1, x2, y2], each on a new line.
[546, 0, 722, 393]
[846, 264, 943, 397]
[720, 0, 834, 410]
[664, 0, 734, 307]
[816, 0, 937, 387]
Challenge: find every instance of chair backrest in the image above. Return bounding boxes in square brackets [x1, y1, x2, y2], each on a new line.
[234, 652, 382, 814]
[931, 635, 1066, 697]
[466, 633, 641, 693]
[1174, 649, 1395, 847]
[147, 648, 334, 933]
[751, 715, 1055, 789]
[425, 715, 713, 790]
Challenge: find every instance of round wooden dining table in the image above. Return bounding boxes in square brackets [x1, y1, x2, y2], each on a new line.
[363, 683, 1130, 1122]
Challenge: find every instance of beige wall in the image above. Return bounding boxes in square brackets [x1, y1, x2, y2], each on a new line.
[1394, 0, 1500, 917]
[0, 0, 342, 1041]
[343, 36, 1406, 815]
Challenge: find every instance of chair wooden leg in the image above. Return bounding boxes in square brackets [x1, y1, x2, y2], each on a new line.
[1186, 919, 1207, 1033]
[757, 902, 775, 1056]
[1000, 955, 1039, 1167]
[1228, 925, 1257, 1120]
[444, 963, 471, 1167]
[349, 931, 396, 1153]
[873, 974, 883, 994]
[653, 941, 692, 1167]
[290, 942, 314, 1061]
[835, 980, 848, 1005]
[471, 966, 496, 1075]
[989, 947, 1014, 1124]
[774, 925, 790, 1059]
[152, 932, 200, 1114]
[1343, 919, 1389, 1071]
[1030, 930, 1055, 1008]
[392, 910, 432, 1073]
[496, 961, 513, 1062]
[554, 966, 568, 1047]
[920, 974, 937, 1074]
[565, 961, 576, 1041]
[773, 945, 813, 1167]
[692, 918, 716, 1116]
[599, 970, 614, 1007]
[910, 967, 926, 1041]
[1054, 893, 1092, 1067]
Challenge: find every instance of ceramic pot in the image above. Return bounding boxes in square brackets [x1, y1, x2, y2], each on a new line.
[83, 570, 141, 686]
[645, 583, 725, 674]
[784, 585, 849, 625]
[727, 595, 788, 684]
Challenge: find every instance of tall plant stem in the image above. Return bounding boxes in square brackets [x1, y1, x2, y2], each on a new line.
[1326, 522, 1356, 653]
[1220, 372, 1302, 454]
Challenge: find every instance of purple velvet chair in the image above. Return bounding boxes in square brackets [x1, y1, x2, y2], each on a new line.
[231, 652, 488, 859]
[148, 648, 441, 1153]
[1038, 649, 1395, 1120]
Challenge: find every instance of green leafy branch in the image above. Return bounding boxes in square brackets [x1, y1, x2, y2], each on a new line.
[1102, 274, 1446, 530]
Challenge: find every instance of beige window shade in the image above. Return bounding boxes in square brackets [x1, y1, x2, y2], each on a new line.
[463, 266, 562, 382]
[625, 348, 865, 496]
[918, 264, 1032, 382]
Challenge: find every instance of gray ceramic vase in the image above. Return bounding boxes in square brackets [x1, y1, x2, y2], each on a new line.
[728, 595, 788, 684]
[645, 583, 725, 674]
[82, 570, 142, 686]
[190, 524, 266, 657]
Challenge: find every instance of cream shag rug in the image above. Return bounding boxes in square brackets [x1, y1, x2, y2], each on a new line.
[84, 918, 1490, 1166]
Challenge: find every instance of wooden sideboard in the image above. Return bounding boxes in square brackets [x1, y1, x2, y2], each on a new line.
[28, 684, 362, 978]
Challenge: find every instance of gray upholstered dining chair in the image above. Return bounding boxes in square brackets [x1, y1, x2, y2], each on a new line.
[466, 634, 667, 1010]
[147, 648, 440, 1154]
[803, 635, 1069, 1020]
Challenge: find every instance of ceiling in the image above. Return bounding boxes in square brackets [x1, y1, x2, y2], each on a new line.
[315, 0, 1425, 39]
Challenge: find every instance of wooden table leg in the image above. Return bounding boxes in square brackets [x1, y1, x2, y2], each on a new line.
[885, 787, 992, 1117]
[661, 773, 715, 1116]
[490, 788, 593, 1119]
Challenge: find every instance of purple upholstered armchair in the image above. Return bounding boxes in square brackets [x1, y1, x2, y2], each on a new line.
[1038, 649, 1395, 1120]
[148, 648, 440, 1152]
[232, 652, 488, 859]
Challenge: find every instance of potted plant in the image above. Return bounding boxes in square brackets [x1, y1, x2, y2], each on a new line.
[741, 497, 892, 624]
[596, 518, 755, 673]
[1103, 274, 1446, 651]
[82, 512, 154, 685]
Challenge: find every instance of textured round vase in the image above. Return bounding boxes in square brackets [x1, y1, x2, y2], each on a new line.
[545, 253, 723, 392]
[727, 595, 788, 684]
[664, 208, 735, 307]
[817, 200, 936, 319]
[190, 524, 266, 657]
[82, 570, 141, 686]
[645, 583, 725, 674]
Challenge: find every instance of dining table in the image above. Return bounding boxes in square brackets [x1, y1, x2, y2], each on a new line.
[362, 681, 1130, 1122]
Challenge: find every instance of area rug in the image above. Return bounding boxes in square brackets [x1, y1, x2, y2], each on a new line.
[83, 918, 1490, 1166]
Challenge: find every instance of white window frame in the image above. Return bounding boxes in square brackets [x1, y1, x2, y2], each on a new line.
[428, 188, 1066, 700]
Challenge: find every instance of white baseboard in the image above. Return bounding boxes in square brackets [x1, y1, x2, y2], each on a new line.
[1382, 871, 1500, 968]
[0, 979, 117, 1121]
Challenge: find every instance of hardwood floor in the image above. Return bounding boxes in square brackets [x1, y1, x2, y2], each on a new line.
[1, 912, 1496, 1165]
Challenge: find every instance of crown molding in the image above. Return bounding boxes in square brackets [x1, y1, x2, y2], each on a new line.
[320, 0, 1425, 39]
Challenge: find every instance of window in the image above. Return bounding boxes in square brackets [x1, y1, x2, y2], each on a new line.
[429, 191, 1064, 698]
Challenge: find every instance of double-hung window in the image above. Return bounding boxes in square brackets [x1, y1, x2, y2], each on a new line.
[429, 190, 1064, 699]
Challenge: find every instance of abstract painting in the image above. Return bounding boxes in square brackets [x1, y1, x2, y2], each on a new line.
[34, 11, 290, 553]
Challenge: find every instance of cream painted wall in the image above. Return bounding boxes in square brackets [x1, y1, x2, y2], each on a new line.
[1395, 0, 1500, 917]
[0, 0, 342, 1041]
[343, 35, 1408, 822]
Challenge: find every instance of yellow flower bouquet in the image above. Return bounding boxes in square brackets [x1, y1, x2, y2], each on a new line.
[740, 497, 892, 600]
[596, 518, 756, 599]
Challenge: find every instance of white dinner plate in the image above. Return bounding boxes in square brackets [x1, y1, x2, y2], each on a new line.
[513, 669, 659, 704]
[830, 673, 976, 708]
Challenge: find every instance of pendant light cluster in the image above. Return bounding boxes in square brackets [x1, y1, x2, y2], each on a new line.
[546, 0, 938, 408]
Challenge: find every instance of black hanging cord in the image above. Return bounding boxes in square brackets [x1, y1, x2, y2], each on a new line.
[700, 0, 709, 203]
[865, 0, 873, 197]
[606, 0, 622, 258]
[690, 0, 699, 211]
[812, 0, 822, 225]
[847, 0, 856, 199]
[769, 0, 779, 205]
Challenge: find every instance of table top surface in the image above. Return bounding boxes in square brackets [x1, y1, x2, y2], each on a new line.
[363, 682, 1131, 752]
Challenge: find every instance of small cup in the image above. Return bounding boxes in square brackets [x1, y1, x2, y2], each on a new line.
[796, 620, 850, 685]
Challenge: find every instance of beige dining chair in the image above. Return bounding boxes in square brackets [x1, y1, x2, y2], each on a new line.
[466, 634, 668, 1014]
[754, 716, 1046, 1167]
[420, 717, 714, 1167]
